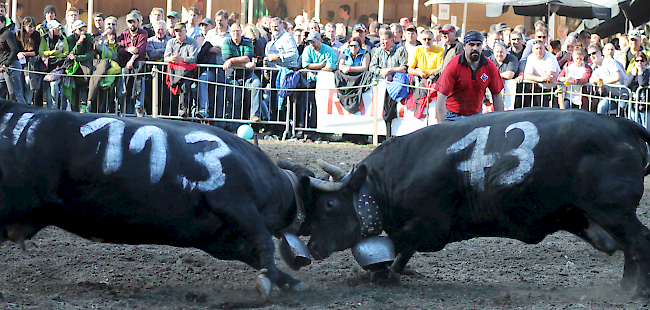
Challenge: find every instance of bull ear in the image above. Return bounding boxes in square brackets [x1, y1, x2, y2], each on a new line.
[346, 163, 368, 192]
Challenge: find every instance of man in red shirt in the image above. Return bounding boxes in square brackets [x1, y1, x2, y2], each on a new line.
[435, 30, 505, 122]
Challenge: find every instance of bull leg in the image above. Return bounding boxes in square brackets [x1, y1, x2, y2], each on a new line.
[391, 247, 417, 275]
[589, 212, 650, 299]
[215, 206, 307, 300]
[621, 254, 638, 291]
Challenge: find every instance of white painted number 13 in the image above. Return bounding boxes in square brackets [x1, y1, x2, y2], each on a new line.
[446, 121, 539, 191]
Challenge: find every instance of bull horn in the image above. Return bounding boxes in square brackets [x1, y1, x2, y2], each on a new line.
[309, 177, 345, 192]
[315, 155, 344, 181]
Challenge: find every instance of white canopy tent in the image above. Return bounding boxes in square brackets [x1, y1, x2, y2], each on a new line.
[423, 0, 504, 35]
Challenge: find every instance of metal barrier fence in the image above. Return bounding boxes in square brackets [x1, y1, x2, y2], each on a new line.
[7, 62, 650, 144]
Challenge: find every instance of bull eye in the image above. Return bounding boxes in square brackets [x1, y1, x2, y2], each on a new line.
[325, 200, 335, 212]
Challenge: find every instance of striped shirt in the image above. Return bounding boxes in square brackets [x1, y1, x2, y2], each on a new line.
[369, 44, 407, 76]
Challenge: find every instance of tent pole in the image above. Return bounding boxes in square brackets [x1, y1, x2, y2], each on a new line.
[378, 0, 385, 23]
[413, 0, 419, 26]
[462, 3, 467, 35]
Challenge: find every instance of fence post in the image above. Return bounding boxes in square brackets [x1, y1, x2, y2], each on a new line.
[372, 78, 379, 146]
[152, 67, 159, 118]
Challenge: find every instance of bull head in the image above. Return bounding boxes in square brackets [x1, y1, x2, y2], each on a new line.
[305, 160, 370, 260]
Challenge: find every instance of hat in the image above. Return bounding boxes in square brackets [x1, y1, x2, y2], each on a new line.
[174, 22, 186, 31]
[353, 23, 367, 32]
[405, 25, 417, 32]
[495, 22, 510, 32]
[44, 5, 56, 16]
[126, 12, 139, 22]
[199, 18, 214, 26]
[629, 30, 642, 40]
[441, 24, 456, 33]
[167, 11, 181, 20]
[306, 31, 321, 41]
[464, 30, 484, 44]
[47, 19, 61, 30]
[71, 20, 86, 31]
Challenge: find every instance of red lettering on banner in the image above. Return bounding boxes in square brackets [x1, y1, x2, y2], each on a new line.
[327, 89, 376, 116]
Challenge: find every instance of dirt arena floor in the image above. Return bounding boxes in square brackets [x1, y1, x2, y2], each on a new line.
[2, 139, 650, 309]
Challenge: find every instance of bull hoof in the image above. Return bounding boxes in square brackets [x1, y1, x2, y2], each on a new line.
[632, 289, 650, 301]
[255, 270, 273, 301]
[283, 281, 309, 291]
[370, 269, 400, 286]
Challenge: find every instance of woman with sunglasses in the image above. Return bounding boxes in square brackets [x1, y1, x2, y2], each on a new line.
[625, 51, 650, 126]
[338, 36, 369, 74]
[17, 17, 41, 105]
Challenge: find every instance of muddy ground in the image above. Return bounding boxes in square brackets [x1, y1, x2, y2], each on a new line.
[2, 139, 650, 309]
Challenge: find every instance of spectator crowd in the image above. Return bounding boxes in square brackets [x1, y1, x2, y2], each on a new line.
[2, 3, 649, 136]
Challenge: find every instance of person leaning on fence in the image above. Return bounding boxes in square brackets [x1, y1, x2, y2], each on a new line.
[434, 30, 504, 123]
[523, 39, 560, 108]
[616, 30, 650, 74]
[164, 22, 198, 118]
[625, 51, 650, 126]
[0, 14, 27, 105]
[242, 23, 266, 83]
[90, 18, 121, 113]
[335, 36, 373, 114]
[220, 23, 269, 123]
[146, 20, 171, 62]
[369, 28, 407, 138]
[588, 44, 626, 115]
[64, 20, 95, 113]
[38, 19, 69, 109]
[17, 17, 41, 106]
[301, 31, 337, 130]
[339, 36, 370, 74]
[408, 30, 443, 81]
[558, 46, 592, 109]
[198, 10, 230, 124]
[265, 17, 300, 122]
[117, 12, 148, 116]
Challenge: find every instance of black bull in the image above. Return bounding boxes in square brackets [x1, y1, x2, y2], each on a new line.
[0, 100, 308, 300]
[283, 108, 650, 299]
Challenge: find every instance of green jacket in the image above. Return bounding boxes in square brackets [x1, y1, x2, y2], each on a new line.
[38, 34, 69, 58]
[67, 32, 95, 62]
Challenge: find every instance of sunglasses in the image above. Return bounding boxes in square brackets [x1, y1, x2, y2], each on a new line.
[636, 59, 644, 62]
[422, 38, 433, 41]
[511, 37, 521, 41]
[537, 35, 547, 39]
[588, 51, 598, 57]
[349, 44, 360, 47]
